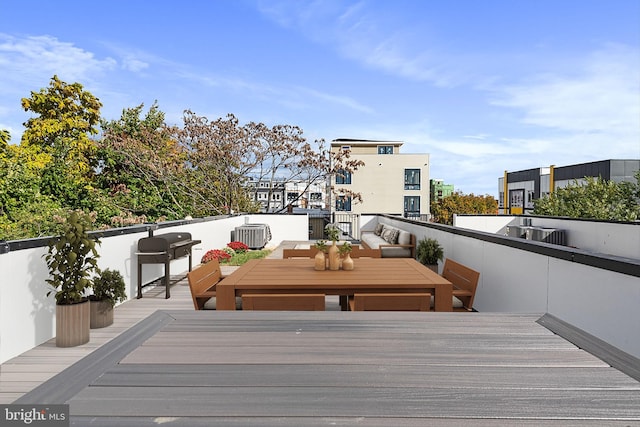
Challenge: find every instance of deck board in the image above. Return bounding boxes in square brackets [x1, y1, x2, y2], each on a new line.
[69, 386, 640, 418]
[96, 364, 639, 389]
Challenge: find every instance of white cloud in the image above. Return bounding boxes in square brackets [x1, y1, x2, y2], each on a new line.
[297, 87, 374, 114]
[121, 56, 149, 72]
[0, 34, 117, 88]
[256, 1, 481, 88]
[491, 44, 640, 137]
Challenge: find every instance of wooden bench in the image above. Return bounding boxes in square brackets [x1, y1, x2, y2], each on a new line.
[241, 294, 326, 311]
[349, 293, 431, 311]
[440, 258, 480, 312]
[282, 247, 321, 259]
[349, 246, 381, 258]
[282, 246, 381, 259]
[187, 260, 242, 310]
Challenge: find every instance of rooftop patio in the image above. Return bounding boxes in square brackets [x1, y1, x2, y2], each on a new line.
[4, 277, 640, 425]
[1, 214, 639, 424]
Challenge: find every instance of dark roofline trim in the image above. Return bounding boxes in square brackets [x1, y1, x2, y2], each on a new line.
[2, 212, 314, 253]
[2, 215, 237, 252]
[537, 313, 640, 382]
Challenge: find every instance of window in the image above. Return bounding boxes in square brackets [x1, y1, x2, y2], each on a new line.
[287, 192, 298, 201]
[404, 169, 421, 190]
[378, 145, 393, 154]
[404, 196, 420, 215]
[310, 192, 322, 201]
[335, 169, 351, 184]
[526, 190, 535, 209]
[335, 195, 352, 211]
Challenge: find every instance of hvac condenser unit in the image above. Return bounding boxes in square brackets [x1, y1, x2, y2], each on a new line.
[234, 224, 272, 249]
[507, 225, 526, 238]
[525, 227, 566, 246]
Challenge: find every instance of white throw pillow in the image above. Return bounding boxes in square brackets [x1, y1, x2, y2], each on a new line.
[397, 230, 411, 245]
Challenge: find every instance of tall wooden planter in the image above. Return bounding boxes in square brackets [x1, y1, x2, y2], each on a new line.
[90, 299, 114, 329]
[426, 264, 439, 273]
[56, 299, 90, 347]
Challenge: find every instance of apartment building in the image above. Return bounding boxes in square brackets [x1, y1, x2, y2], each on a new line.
[430, 179, 454, 202]
[245, 178, 285, 212]
[330, 139, 430, 218]
[498, 159, 640, 214]
[246, 177, 329, 213]
[285, 179, 328, 210]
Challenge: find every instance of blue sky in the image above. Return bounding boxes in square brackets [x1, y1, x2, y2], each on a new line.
[1, 0, 639, 197]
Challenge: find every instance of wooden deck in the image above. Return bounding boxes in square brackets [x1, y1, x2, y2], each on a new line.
[2, 242, 639, 425]
[6, 312, 640, 425]
[0, 242, 300, 404]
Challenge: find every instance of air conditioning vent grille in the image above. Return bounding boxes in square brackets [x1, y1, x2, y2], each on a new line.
[234, 224, 272, 249]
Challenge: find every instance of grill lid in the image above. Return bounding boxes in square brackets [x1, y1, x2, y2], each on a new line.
[138, 232, 194, 252]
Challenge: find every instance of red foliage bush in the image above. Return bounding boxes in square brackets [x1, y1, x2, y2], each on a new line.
[201, 249, 231, 264]
[227, 241, 249, 253]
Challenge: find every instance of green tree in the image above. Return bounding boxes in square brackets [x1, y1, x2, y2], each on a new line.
[98, 103, 191, 223]
[21, 75, 103, 209]
[533, 175, 640, 221]
[0, 143, 66, 239]
[431, 192, 498, 225]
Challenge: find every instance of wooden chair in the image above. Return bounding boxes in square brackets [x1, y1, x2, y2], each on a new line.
[439, 258, 480, 312]
[349, 246, 381, 258]
[186, 260, 241, 310]
[283, 246, 380, 259]
[241, 294, 326, 311]
[349, 293, 431, 311]
[282, 247, 320, 259]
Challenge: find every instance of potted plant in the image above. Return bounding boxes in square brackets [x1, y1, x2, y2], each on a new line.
[325, 224, 341, 270]
[416, 237, 443, 273]
[89, 268, 126, 328]
[44, 210, 100, 347]
[314, 240, 328, 252]
[313, 240, 327, 271]
[338, 242, 354, 270]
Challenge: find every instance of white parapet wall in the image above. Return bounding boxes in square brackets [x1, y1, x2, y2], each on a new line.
[0, 214, 309, 364]
[368, 214, 640, 359]
[454, 214, 640, 259]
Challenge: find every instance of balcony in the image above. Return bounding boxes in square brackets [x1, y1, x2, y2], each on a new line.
[1, 213, 639, 422]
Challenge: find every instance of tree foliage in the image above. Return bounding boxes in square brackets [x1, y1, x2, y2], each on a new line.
[0, 76, 366, 240]
[533, 174, 640, 221]
[176, 111, 257, 215]
[0, 129, 10, 146]
[431, 192, 498, 225]
[0, 142, 67, 239]
[20, 75, 103, 209]
[97, 102, 187, 224]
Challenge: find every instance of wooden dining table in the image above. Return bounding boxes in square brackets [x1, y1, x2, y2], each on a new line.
[215, 258, 454, 311]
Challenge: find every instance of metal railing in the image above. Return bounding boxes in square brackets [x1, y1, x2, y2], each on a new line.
[331, 212, 361, 240]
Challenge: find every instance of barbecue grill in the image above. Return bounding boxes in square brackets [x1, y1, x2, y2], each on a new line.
[137, 232, 201, 299]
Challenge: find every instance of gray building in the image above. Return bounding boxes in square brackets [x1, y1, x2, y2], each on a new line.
[498, 159, 640, 214]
